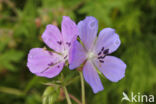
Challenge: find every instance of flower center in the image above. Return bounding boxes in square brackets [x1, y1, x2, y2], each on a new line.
[87, 52, 95, 59]
[62, 50, 68, 60]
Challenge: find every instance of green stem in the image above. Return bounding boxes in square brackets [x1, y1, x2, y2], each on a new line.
[63, 86, 72, 104]
[0, 86, 24, 96]
[79, 71, 85, 104]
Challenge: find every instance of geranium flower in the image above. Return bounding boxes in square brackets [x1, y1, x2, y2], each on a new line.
[69, 16, 126, 93]
[27, 16, 78, 78]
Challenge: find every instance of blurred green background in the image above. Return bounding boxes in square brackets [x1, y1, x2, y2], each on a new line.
[0, 0, 156, 104]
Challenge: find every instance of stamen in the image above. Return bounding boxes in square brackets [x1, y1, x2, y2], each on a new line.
[98, 55, 106, 59]
[101, 47, 104, 51]
[57, 41, 62, 45]
[64, 55, 68, 59]
[48, 62, 54, 66]
[103, 49, 109, 54]
[98, 47, 104, 56]
[97, 47, 109, 63]
[99, 60, 104, 63]
[98, 51, 102, 56]
[66, 42, 71, 47]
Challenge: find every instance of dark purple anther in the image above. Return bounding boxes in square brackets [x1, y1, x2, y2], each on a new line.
[101, 47, 104, 51]
[66, 42, 71, 47]
[99, 60, 104, 63]
[98, 51, 102, 55]
[57, 41, 62, 45]
[103, 49, 109, 55]
[98, 55, 106, 59]
[64, 55, 68, 59]
[48, 62, 54, 66]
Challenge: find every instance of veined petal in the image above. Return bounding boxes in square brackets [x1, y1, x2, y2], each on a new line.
[94, 56, 126, 82]
[78, 16, 98, 51]
[83, 61, 104, 93]
[27, 48, 63, 75]
[69, 41, 86, 70]
[95, 28, 120, 54]
[61, 16, 78, 50]
[36, 62, 64, 78]
[42, 25, 63, 53]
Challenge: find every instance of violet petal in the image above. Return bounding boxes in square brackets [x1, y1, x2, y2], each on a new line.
[78, 16, 98, 51]
[83, 61, 104, 93]
[36, 62, 64, 78]
[61, 16, 78, 50]
[69, 41, 86, 70]
[42, 25, 63, 53]
[94, 56, 126, 82]
[27, 48, 63, 75]
[95, 28, 121, 54]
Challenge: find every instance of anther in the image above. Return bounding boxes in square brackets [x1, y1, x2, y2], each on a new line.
[64, 55, 68, 59]
[98, 55, 106, 59]
[99, 60, 104, 63]
[57, 41, 62, 45]
[98, 51, 102, 56]
[101, 47, 104, 51]
[48, 62, 54, 66]
[103, 49, 109, 55]
[66, 42, 71, 47]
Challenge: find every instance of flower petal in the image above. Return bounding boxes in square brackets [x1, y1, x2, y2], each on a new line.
[94, 56, 126, 82]
[83, 61, 104, 93]
[42, 25, 63, 53]
[36, 62, 64, 78]
[27, 48, 63, 75]
[69, 41, 86, 70]
[78, 16, 98, 51]
[95, 28, 121, 54]
[61, 16, 78, 50]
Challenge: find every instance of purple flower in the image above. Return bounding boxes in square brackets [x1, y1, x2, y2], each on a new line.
[69, 16, 126, 93]
[27, 16, 78, 78]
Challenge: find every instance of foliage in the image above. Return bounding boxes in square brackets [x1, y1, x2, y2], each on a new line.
[0, 0, 156, 104]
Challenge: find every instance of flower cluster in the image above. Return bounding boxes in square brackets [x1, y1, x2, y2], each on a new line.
[27, 16, 126, 93]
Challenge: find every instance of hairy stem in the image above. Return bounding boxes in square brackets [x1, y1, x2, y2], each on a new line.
[79, 71, 85, 104]
[63, 86, 72, 104]
[69, 93, 81, 104]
